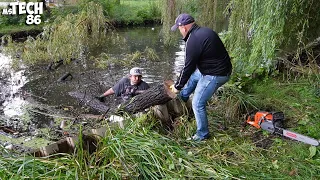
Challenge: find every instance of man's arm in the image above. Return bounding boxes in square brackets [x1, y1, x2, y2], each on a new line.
[96, 88, 114, 102]
[175, 35, 201, 90]
[101, 88, 115, 97]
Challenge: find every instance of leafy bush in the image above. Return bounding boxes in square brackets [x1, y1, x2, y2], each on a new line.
[0, 9, 27, 27]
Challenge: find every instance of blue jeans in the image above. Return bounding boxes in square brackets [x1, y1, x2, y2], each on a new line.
[179, 69, 230, 139]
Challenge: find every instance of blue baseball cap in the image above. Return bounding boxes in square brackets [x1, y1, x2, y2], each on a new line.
[171, 13, 195, 31]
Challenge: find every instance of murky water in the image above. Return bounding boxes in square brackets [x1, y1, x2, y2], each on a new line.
[0, 26, 186, 117]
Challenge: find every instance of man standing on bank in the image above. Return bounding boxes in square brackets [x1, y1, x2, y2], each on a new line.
[170, 14, 232, 141]
[96, 67, 150, 102]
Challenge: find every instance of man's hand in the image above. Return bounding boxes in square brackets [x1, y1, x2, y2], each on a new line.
[169, 85, 180, 94]
[95, 95, 105, 102]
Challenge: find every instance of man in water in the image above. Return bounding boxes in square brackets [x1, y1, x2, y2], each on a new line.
[96, 67, 150, 102]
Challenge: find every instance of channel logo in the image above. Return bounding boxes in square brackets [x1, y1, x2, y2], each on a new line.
[1, 2, 44, 25]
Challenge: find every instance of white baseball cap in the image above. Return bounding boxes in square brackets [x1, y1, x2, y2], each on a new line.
[129, 67, 142, 76]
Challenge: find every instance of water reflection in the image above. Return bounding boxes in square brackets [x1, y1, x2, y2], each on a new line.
[174, 41, 186, 79]
[0, 54, 28, 117]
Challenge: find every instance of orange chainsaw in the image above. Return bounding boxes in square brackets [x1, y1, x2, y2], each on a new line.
[246, 111, 319, 146]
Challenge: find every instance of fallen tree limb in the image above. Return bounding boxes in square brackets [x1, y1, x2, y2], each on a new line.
[122, 80, 176, 114]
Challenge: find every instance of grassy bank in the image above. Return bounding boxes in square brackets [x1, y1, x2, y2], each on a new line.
[110, 0, 161, 26]
[0, 0, 161, 36]
[0, 25, 44, 39]
[1, 76, 319, 179]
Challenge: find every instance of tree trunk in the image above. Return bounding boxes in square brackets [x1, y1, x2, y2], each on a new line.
[152, 104, 171, 125]
[122, 80, 176, 114]
[68, 91, 110, 113]
[122, 80, 193, 127]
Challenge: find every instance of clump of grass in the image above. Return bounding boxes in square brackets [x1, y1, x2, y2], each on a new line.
[144, 46, 159, 61]
[93, 47, 160, 68]
[208, 83, 258, 125]
[129, 50, 143, 62]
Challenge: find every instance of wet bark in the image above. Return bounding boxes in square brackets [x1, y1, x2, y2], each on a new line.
[57, 72, 73, 82]
[68, 91, 110, 113]
[122, 80, 176, 114]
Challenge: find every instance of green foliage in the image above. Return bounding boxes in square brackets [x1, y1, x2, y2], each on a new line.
[49, 5, 80, 22]
[0, 14, 26, 26]
[161, 0, 198, 45]
[3, 2, 111, 66]
[78, 0, 113, 17]
[161, 0, 177, 45]
[225, 0, 320, 77]
[143, 46, 159, 61]
[93, 46, 159, 68]
[196, 0, 229, 30]
[176, 0, 198, 14]
[110, 0, 161, 25]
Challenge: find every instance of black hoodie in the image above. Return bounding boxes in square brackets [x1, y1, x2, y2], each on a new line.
[175, 24, 232, 90]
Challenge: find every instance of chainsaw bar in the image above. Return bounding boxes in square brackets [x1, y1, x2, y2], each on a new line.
[282, 129, 319, 146]
[261, 122, 319, 146]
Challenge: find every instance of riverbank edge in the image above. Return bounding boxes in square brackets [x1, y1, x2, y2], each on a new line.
[0, 19, 162, 40]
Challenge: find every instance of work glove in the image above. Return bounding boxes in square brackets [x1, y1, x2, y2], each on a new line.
[169, 84, 180, 94]
[95, 95, 105, 102]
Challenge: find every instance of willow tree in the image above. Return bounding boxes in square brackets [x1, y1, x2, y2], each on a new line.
[4, 2, 111, 66]
[225, 0, 320, 76]
[161, 0, 177, 45]
[161, 0, 199, 45]
[161, 0, 320, 76]
[197, 0, 218, 29]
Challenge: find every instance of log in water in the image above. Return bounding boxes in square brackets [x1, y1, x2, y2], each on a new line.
[68, 91, 110, 113]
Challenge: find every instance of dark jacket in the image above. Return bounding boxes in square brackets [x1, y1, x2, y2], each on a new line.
[113, 77, 149, 101]
[175, 24, 232, 90]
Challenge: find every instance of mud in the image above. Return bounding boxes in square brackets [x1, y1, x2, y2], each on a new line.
[0, 29, 43, 41]
[251, 131, 275, 149]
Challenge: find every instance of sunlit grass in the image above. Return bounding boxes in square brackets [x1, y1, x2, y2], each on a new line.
[0, 24, 43, 35]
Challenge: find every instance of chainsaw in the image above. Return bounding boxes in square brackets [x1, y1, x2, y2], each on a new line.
[246, 111, 319, 146]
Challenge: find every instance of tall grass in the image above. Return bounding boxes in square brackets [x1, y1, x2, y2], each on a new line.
[0, 115, 233, 179]
[1, 90, 319, 179]
[3, 77, 320, 179]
